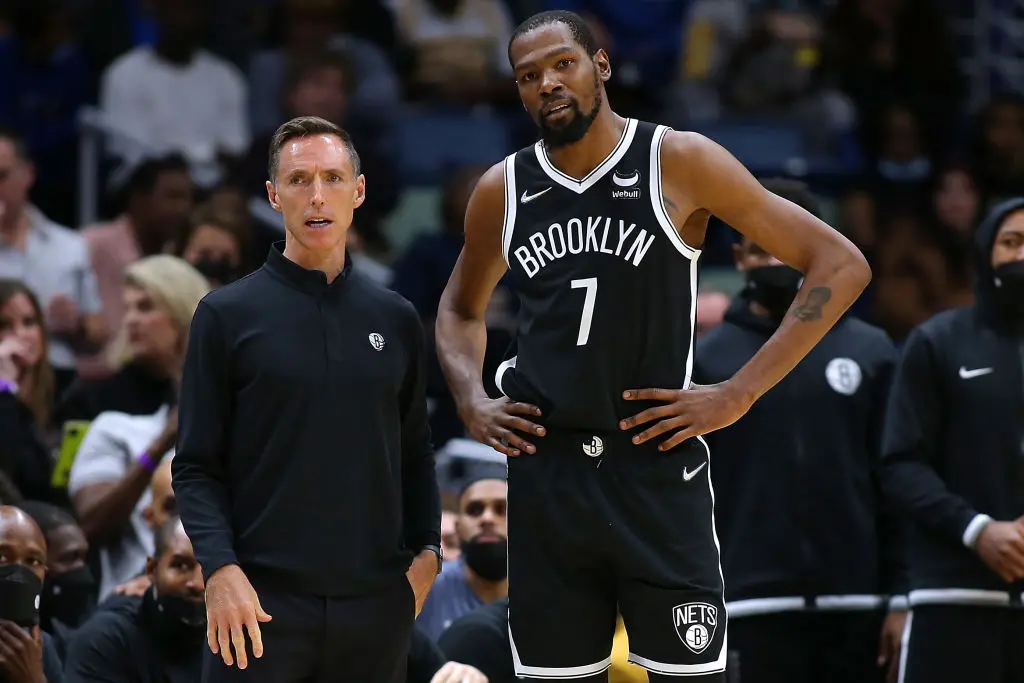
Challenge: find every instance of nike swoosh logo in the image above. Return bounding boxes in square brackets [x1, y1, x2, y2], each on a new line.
[959, 366, 994, 379]
[683, 462, 707, 482]
[521, 187, 551, 203]
[612, 172, 639, 187]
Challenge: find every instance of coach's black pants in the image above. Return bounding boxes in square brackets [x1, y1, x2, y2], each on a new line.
[900, 605, 1024, 683]
[202, 573, 414, 683]
[728, 611, 884, 683]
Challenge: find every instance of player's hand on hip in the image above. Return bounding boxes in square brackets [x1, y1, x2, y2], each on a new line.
[461, 396, 545, 457]
[619, 382, 753, 451]
[430, 661, 489, 683]
[975, 521, 1024, 582]
[205, 564, 272, 669]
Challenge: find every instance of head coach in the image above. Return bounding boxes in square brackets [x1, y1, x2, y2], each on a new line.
[170, 115, 442, 683]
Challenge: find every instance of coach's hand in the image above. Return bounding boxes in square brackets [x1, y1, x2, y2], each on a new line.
[407, 550, 439, 616]
[206, 564, 272, 670]
[877, 610, 906, 683]
[461, 397, 545, 457]
[430, 661, 489, 683]
[619, 382, 753, 451]
[975, 521, 1024, 583]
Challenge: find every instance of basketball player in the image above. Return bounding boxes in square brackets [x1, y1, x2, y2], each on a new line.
[434, 11, 871, 682]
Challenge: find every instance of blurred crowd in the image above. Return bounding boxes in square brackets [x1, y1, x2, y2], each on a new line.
[0, 0, 1021, 681]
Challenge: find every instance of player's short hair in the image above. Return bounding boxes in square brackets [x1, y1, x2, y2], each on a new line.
[15, 501, 78, 539]
[508, 10, 600, 67]
[759, 178, 822, 219]
[268, 115, 361, 182]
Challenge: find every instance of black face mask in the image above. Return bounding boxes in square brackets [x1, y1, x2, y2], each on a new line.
[461, 537, 508, 581]
[993, 260, 1024, 323]
[0, 564, 42, 628]
[191, 257, 240, 287]
[745, 265, 803, 319]
[40, 565, 95, 629]
[153, 585, 206, 631]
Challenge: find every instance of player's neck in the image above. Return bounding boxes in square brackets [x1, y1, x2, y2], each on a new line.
[462, 565, 508, 602]
[544, 110, 628, 181]
[283, 236, 348, 284]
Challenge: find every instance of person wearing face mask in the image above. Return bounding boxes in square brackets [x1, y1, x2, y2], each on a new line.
[14, 502, 93, 662]
[63, 517, 205, 683]
[0, 505, 65, 683]
[416, 477, 507, 641]
[879, 198, 1024, 683]
[693, 180, 907, 683]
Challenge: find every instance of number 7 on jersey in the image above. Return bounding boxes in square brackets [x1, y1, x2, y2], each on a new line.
[570, 277, 597, 346]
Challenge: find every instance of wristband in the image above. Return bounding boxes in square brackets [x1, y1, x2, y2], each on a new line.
[138, 451, 158, 473]
[0, 379, 17, 395]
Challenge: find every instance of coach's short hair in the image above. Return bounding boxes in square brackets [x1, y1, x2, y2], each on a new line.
[267, 115, 361, 182]
[508, 10, 600, 66]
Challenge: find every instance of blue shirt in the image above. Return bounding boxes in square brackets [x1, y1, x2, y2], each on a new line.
[416, 559, 484, 640]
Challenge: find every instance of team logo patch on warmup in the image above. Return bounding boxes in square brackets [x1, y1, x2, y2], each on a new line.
[582, 436, 604, 457]
[825, 357, 861, 395]
[368, 333, 386, 351]
[673, 602, 718, 654]
[611, 169, 641, 200]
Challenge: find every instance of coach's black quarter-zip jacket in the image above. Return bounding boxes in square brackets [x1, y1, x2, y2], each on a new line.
[881, 199, 1024, 608]
[695, 299, 905, 617]
[172, 243, 441, 596]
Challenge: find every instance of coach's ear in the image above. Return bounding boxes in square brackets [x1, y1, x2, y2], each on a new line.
[353, 174, 366, 209]
[266, 180, 282, 213]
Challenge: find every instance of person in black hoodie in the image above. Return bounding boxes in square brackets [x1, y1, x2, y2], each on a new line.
[881, 197, 1024, 683]
[694, 180, 906, 683]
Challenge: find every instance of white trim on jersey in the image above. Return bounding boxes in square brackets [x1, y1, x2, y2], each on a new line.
[533, 119, 638, 193]
[494, 355, 517, 397]
[501, 154, 518, 266]
[650, 125, 701, 260]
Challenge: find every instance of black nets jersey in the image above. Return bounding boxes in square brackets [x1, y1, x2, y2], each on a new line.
[495, 119, 702, 431]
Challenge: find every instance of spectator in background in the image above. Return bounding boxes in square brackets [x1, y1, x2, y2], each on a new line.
[695, 181, 905, 683]
[99, 0, 249, 189]
[392, 165, 515, 445]
[80, 155, 195, 380]
[0, 280, 62, 505]
[0, 0, 91, 227]
[0, 127, 107, 396]
[440, 508, 461, 563]
[871, 104, 931, 202]
[248, 0, 402, 137]
[63, 518, 205, 683]
[880, 199, 1024, 683]
[0, 505, 65, 683]
[66, 257, 208, 601]
[930, 161, 982, 242]
[393, 0, 516, 106]
[972, 94, 1024, 201]
[174, 200, 251, 289]
[57, 256, 210, 424]
[16, 501, 93, 661]
[418, 476, 508, 640]
[245, 49, 398, 254]
[695, 290, 730, 338]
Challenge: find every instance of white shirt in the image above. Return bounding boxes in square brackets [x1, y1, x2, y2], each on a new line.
[68, 405, 173, 600]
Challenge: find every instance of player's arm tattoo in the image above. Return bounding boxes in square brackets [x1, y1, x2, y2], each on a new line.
[791, 286, 832, 322]
[662, 194, 679, 212]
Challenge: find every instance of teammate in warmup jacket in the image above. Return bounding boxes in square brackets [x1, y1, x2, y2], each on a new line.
[172, 116, 441, 683]
[434, 11, 871, 682]
[695, 180, 906, 683]
[881, 198, 1024, 683]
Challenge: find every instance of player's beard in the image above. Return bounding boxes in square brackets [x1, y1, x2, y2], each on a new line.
[539, 68, 602, 150]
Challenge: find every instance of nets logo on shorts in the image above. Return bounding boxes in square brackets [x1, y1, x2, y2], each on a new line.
[672, 602, 718, 654]
[582, 436, 604, 457]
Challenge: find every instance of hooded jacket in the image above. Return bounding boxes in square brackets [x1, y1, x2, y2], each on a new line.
[694, 297, 905, 616]
[880, 198, 1024, 606]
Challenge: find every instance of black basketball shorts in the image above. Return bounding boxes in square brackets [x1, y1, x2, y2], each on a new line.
[506, 429, 727, 679]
